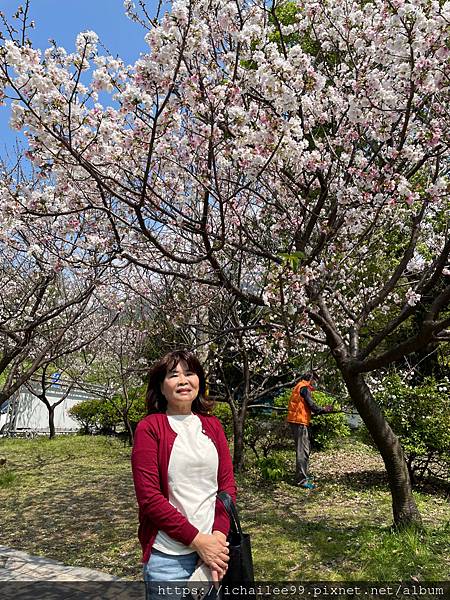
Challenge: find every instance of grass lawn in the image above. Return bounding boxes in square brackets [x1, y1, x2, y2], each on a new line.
[0, 435, 448, 581]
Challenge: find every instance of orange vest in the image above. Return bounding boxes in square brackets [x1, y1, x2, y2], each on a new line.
[287, 380, 314, 426]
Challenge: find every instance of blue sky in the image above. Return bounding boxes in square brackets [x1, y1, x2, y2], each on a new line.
[1, 0, 159, 160]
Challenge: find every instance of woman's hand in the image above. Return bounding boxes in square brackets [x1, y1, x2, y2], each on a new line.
[210, 531, 228, 584]
[190, 531, 229, 573]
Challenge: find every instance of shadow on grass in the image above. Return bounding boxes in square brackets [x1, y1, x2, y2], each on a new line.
[414, 478, 450, 500]
[321, 469, 388, 491]
[250, 468, 389, 492]
[1, 467, 141, 579]
[247, 508, 385, 579]
[245, 501, 446, 581]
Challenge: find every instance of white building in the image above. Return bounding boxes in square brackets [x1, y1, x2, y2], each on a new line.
[0, 380, 104, 436]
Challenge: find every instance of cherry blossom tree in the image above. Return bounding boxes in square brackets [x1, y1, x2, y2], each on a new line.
[86, 310, 149, 444]
[0, 165, 120, 413]
[22, 308, 119, 439]
[0, 241, 109, 404]
[140, 277, 302, 469]
[205, 299, 301, 470]
[1, 0, 449, 525]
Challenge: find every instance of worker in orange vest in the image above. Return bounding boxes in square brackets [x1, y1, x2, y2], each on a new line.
[287, 371, 332, 489]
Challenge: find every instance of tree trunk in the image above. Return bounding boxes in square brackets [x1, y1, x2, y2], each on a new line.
[48, 406, 56, 439]
[341, 369, 422, 528]
[124, 413, 134, 446]
[232, 412, 245, 472]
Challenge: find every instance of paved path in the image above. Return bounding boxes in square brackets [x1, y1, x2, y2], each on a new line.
[0, 545, 120, 581]
[0, 547, 148, 598]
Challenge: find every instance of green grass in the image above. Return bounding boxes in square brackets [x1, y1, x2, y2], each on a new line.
[0, 468, 16, 488]
[0, 435, 137, 578]
[233, 443, 449, 582]
[0, 435, 448, 581]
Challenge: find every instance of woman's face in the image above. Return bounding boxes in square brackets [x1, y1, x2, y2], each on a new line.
[161, 360, 200, 414]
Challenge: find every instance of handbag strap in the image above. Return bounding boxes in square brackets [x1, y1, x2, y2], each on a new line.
[217, 491, 243, 537]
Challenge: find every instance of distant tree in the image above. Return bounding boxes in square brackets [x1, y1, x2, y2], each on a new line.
[25, 315, 116, 439]
[85, 308, 149, 444]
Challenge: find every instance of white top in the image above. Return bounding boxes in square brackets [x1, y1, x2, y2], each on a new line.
[153, 414, 219, 555]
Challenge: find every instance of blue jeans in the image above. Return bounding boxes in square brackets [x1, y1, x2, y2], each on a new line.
[143, 549, 198, 599]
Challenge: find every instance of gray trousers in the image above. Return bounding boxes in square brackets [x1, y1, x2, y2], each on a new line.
[289, 423, 311, 485]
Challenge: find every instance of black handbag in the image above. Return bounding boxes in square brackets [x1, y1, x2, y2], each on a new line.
[217, 491, 255, 585]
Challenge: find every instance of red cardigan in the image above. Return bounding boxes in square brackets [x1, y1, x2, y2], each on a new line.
[131, 412, 237, 563]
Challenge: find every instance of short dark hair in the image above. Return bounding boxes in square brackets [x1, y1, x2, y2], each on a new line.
[301, 371, 319, 382]
[146, 349, 212, 415]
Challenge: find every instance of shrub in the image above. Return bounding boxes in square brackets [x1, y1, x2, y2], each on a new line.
[244, 416, 290, 459]
[310, 391, 351, 450]
[69, 389, 147, 438]
[212, 400, 234, 439]
[116, 389, 147, 430]
[69, 398, 120, 434]
[256, 455, 288, 482]
[376, 374, 450, 484]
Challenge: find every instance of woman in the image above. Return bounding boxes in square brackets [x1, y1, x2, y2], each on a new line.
[131, 349, 236, 598]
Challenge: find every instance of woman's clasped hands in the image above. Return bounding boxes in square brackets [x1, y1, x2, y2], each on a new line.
[191, 530, 229, 582]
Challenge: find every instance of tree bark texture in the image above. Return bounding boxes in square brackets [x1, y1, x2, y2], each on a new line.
[124, 414, 134, 446]
[232, 414, 245, 472]
[48, 406, 56, 440]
